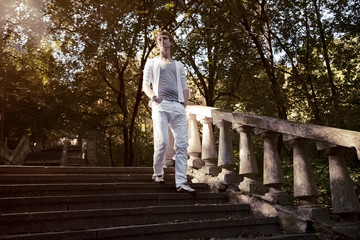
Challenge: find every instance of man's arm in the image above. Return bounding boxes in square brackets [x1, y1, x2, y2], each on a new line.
[143, 59, 162, 104]
[180, 63, 189, 108]
[183, 89, 189, 108]
[143, 84, 162, 104]
[143, 84, 156, 100]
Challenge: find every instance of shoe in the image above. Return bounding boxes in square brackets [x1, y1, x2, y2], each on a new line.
[152, 175, 165, 184]
[177, 184, 196, 193]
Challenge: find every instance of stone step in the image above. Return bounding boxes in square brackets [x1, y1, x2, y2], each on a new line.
[0, 204, 251, 235]
[0, 217, 280, 240]
[0, 166, 173, 175]
[0, 192, 228, 214]
[22, 160, 61, 166]
[24, 151, 62, 161]
[237, 233, 319, 239]
[0, 182, 210, 197]
[0, 166, 290, 239]
[0, 173, 178, 184]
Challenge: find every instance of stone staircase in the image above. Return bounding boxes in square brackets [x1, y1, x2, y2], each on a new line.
[0, 166, 318, 240]
[23, 146, 84, 166]
[22, 147, 63, 166]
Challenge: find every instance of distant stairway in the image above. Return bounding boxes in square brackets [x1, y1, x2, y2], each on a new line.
[23, 146, 83, 166]
[23, 147, 63, 166]
[0, 166, 318, 239]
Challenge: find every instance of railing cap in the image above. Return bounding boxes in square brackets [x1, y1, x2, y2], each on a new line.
[186, 105, 219, 118]
[233, 112, 360, 159]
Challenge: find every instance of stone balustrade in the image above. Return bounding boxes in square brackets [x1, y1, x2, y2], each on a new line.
[60, 131, 97, 167]
[8, 135, 30, 165]
[183, 105, 360, 227]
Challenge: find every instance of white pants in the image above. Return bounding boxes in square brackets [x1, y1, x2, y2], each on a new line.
[152, 100, 188, 187]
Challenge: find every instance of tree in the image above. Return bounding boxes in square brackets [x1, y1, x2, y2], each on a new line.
[0, 0, 73, 151]
[44, 0, 188, 166]
[224, 0, 289, 120]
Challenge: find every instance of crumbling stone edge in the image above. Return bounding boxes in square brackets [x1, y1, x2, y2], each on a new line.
[187, 168, 358, 240]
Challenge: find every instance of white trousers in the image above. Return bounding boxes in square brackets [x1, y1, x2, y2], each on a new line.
[152, 100, 188, 187]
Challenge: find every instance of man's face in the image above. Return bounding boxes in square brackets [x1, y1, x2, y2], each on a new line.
[156, 34, 172, 49]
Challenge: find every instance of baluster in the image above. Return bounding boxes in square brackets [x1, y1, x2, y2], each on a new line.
[186, 113, 202, 168]
[197, 116, 220, 175]
[262, 131, 284, 187]
[85, 130, 97, 166]
[259, 131, 291, 204]
[317, 143, 360, 224]
[284, 136, 329, 219]
[233, 125, 265, 194]
[60, 137, 69, 166]
[285, 137, 318, 203]
[81, 138, 87, 162]
[213, 120, 240, 185]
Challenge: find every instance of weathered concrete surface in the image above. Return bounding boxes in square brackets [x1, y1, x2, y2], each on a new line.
[285, 137, 318, 199]
[199, 117, 218, 161]
[187, 113, 202, 167]
[239, 177, 267, 195]
[234, 125, 258, 177]
[262, 188, 292, 205]
[0, 166, 284, 240]
[232, 112, 360, 159]
[261, 131, 284, 187]
[215, 120, 235, 167]
[226, 189, 360, 239]
[85, 130, 97, 166]
[227, 190, 313, 234]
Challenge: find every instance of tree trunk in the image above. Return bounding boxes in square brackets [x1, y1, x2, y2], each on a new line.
[312, 0, 336, 100]
[123, 128, 131, 166]
[241, 16, 287, 120]
[0, 39, 6, 157]
[108, 135, 114, 166]
[304, 1, 323, 124]
[312, 0, 344, 127]
[114, 58, 132, 166]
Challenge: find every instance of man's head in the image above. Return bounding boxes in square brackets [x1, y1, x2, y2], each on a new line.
[155, 30, 173, 50]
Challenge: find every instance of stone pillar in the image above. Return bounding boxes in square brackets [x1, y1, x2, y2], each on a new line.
[85, 130, 97, 166]
[285, 136, 328, 220]
[287, 137, 318, 203]
[317, 143, 360, 236]
[199, 117, 220, 176]
[165, 126, 175, 167]
[236, 125, 258, 176]
[60, 137, 69, 166]
[260, 131, 290, 204]
[81, 138, 87, 161]
[235, 125, 265, 194]
[215, 120, 240, 185]
[186, 113, 202, 168]
[317, 143, 360, 221]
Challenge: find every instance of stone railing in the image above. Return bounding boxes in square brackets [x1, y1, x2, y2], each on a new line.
[2, 136, 30, 165]
[60, 137, 69, 166]
[60, 131, 98, 166]
[181, 105, 360, 236]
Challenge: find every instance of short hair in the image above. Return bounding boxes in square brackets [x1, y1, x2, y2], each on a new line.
[155, 30, 173, 44]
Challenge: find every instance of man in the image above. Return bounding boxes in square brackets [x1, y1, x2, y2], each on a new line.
[142, 30, 195, 193]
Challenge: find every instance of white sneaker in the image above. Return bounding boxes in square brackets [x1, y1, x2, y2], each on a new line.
[152, 175, 165, 184]
[177, 184, 196, 193]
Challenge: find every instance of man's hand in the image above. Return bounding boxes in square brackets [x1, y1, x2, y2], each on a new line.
[154, 97, 162, 104]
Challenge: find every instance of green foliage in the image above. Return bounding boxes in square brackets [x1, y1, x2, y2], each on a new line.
[350, 167, 360, 198]
[1, 1, 359, 211]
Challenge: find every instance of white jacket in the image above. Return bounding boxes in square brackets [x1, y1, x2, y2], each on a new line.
[143, 58, 188, 103]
